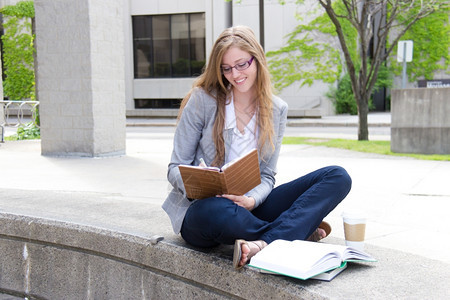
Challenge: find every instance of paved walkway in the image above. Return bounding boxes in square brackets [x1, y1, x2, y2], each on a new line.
[1, 113, 449, 298]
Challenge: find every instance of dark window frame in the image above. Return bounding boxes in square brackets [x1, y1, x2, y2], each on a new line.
[134, 98, 181, 109]
[132, 13, 205, 79]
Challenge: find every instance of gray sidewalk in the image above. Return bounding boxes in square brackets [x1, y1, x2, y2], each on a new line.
[1, 113, 450, 298]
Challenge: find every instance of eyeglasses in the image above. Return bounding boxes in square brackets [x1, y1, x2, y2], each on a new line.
[221, 57, 254, 74]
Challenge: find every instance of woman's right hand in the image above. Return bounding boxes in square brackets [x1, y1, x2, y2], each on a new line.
[220, 194, 255, 211]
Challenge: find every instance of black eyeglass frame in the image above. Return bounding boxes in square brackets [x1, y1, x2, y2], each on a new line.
[221, 56, 255, 74]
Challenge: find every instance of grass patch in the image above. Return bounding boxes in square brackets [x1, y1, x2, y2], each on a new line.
[283, 137, 450, 161]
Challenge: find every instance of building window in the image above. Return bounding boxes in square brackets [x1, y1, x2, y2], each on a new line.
[132, 13, 206, 78]
[134, 99, 181, 109]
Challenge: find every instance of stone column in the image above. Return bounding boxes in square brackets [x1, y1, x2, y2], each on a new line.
[35, 0, 126, 156]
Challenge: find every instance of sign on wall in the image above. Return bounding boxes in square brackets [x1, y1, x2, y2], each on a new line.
[418, 79, 450, 88]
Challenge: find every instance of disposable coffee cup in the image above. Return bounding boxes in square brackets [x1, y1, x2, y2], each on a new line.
[342, 211, 366, 250]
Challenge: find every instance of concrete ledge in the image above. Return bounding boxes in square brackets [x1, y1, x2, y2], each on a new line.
[127, 109, 324, 119]
[1, 211, 449, 299]
[287, 109, 322, 118]
[127, 109, 179, 118]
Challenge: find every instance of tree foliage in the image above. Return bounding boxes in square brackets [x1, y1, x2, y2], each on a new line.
[268, 0, 449, 140]
[1, 1, 35, 100]
[390, 6, 450, 81]
[267, 1, 357, 91]
[1, 0, 34, 18]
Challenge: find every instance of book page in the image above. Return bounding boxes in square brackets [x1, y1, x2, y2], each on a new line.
[178, 164, 221, 172]
[259, 262, 347, 281]
[342, 247, 377, 262]
[221, 148, 257, 171]
[249, 240, 343, 280]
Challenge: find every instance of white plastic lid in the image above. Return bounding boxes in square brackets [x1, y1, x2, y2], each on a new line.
[342, 210, 367, 224]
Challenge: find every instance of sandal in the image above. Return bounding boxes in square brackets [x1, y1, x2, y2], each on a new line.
[307, 221, 332, 242]
[233, 239, 265, 270]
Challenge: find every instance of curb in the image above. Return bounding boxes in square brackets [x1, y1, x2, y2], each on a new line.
[125, 121, 391, 128]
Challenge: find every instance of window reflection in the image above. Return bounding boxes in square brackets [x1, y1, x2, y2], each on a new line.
[190, 13, 206, 76]
[172, 14, 189, 77]
[133, 16, 152, 78]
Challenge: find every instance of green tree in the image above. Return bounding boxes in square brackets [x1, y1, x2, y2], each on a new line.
[390, 7, 450, 81]
[267, 4, 355, 91]
[1, 0, 35, 100]
[267, 0, 449, 140]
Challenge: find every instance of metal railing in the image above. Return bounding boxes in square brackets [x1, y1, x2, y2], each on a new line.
[1, 100, 40, 142]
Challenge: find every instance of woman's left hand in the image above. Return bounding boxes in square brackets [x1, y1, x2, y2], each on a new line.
[220, 194, 255, 211]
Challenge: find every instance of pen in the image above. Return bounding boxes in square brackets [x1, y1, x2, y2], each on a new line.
[199, 157, 207, 167]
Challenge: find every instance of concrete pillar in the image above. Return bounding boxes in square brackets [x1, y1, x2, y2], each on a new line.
[35, 0, 126, 156]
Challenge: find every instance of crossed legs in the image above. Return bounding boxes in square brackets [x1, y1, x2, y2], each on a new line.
[181, 165, 352, 267]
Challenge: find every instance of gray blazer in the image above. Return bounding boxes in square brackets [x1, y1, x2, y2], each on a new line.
[162, 87, 288, 233]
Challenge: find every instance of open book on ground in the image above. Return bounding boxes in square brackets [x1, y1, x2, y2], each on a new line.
[179, 148, 261, 200]
[260, 260, 347, 282]
[249, 239, 376, 281]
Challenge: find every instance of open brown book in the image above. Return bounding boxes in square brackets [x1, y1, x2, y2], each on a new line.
[179, 149, 261, 200]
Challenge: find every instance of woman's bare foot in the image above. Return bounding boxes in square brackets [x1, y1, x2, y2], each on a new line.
[307, 222, 331, 242]
[307, 227, 327, 241]
[236, 240, 267, 268]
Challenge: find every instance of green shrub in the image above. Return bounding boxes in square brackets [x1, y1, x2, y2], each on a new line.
[326, 73, 358, 115]
[9, 123, 40, 140]
[327, 65, 392, 115]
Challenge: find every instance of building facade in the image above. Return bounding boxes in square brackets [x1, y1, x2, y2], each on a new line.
[5, 0, 423, 117]
[124, 0, 334, 117]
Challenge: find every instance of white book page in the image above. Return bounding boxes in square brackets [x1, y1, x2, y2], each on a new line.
[179, 164, 221, 172]
[221, 148, 257, 171]
[249, 240, 343, 279]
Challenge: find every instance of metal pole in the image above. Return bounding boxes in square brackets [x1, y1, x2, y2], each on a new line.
[225, 0, 232, 27]
[259, 0, 264, 50]
[402, 45, 407, 88]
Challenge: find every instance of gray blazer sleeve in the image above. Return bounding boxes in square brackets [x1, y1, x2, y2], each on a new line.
[163, 89, 218, 233]
[168, 98, 202, 195]
[247, 96, 288, 208]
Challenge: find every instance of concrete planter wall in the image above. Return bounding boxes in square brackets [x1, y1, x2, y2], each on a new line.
[391, 88, 450, 154]
[0, 213, 320, 299]
[1, 212, 449, 299]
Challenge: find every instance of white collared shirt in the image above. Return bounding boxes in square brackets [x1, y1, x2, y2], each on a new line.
[225, 94, 258, 164]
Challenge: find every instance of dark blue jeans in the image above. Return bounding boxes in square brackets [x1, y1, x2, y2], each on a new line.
[180, 165, 352, 248]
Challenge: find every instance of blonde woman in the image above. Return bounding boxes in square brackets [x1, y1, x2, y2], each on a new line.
[162, 26, 352, 269]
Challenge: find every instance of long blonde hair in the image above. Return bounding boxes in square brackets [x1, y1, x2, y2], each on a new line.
[178, 25, 274, 166]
